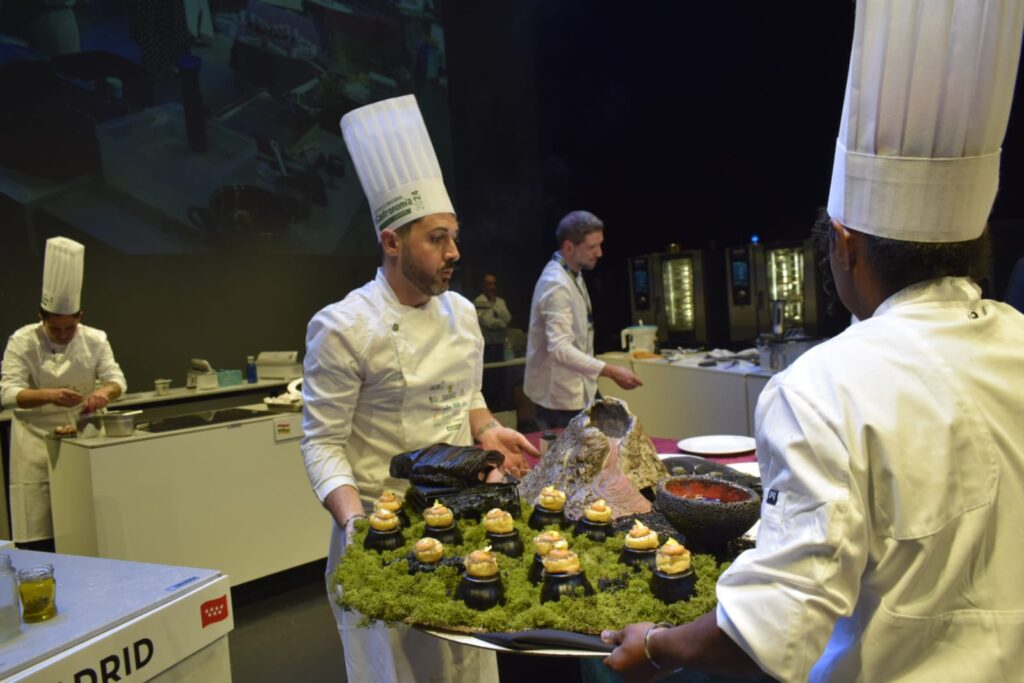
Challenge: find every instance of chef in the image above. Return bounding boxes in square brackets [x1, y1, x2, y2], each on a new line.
[602, 1, 1024, 681]
[1, 237, 126, 551]
[301, 95, 537, 683]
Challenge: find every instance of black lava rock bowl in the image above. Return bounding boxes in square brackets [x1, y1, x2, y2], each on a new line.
[486, 530, 524, 557]
[650, 568, 697, 604]
[423, 524, 462, 546]
[363, 527, 404, 552]
[528, 506, 568, 531]
[573, 517, 613, 542]
[618, 547, 657, 572]
[655, 475, 761, 547]
[455, 574, 504, 610]
[540, 571, 595, 603]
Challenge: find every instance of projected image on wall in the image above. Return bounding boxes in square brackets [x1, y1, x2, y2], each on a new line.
[0, 0, 452, 256]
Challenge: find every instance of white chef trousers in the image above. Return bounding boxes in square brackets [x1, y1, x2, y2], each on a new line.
[326, 523, 499, 683]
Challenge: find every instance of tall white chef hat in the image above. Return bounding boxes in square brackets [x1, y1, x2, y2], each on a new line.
[40, 237, 85, 315]
[827, 0, 1024, 243]
[340, 95, 454, 239]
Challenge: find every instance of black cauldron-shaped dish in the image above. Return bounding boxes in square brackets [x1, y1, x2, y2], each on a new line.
[540, 571, 595, 603]
[528, 506, 567, 531]
[363, 527, 404, 552]
[528, 554, 546, 585]
[455, 574, 504, 610]
[618, 546, 658, 572]
[423, 524, 462, 546]
[574, 517, 613, 542]
[655, 475, 761, 548]
[486, 530, 524, 558]
[650, 569, 697, 604]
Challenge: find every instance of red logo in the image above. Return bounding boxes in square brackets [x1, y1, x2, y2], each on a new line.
[200, 595, 229, 628]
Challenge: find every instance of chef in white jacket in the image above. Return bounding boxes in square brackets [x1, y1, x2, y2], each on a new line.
[301, 95, 537, 683]
[1, 237, 126, 550]
[524, 211, 641, 430]
[603, 1, 1024, 681]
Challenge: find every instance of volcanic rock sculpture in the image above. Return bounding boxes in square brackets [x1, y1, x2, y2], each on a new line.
[520, 397, 668, 520]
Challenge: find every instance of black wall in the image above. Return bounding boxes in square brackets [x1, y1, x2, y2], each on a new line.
[445, 0, 1024, 353]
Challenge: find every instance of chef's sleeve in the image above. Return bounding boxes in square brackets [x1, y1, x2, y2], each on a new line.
[714, 381, 869, 682]
[94, 334, 127, 394]
[301, 312, 362, 502]
[494, 298, 511, 327]
[468, 309, 487, 411]
[538, 284, 603, 379]
[0, 334, 31, 409]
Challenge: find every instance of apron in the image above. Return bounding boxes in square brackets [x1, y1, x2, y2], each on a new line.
[10, 342, 95, 542]
[326, 296, 497, 683]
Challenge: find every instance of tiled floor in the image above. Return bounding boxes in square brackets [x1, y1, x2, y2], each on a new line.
[228, 561, 345, 682]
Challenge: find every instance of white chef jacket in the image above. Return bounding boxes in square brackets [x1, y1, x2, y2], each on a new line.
[473, 293, 511, 346]
[715, 277, 1024, 682]
[524, 256, 604, 411]
[1, 322, 127, 541]
[301, 268, 497, 683]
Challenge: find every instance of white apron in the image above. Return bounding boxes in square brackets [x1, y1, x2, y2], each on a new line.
[327, 297, 497, 683]
[10, 347, 94, 542]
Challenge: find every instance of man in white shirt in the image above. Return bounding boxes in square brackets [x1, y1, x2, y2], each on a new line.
[524, 210, 641, 430]
[601, 2, 1024, 681]
[474, 273, 512, 362]
[302, 95, 536, 683]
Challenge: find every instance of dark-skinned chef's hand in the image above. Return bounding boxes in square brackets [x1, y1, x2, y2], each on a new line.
[602, 622, 672, 683]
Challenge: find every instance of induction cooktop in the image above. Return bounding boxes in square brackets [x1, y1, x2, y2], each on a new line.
[139, 408, 267, 433]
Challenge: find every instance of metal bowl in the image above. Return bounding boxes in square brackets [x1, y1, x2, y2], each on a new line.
[655, 475, 760, 548]
[101, 411, 139, 437]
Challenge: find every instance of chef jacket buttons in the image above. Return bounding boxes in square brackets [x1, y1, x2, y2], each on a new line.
[969, 311, 979, 319]
[392, 323, 400, 331]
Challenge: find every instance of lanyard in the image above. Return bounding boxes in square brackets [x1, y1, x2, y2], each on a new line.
[553, 253, 594, 324]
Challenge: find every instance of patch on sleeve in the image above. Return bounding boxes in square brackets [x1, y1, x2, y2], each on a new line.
[766, 488, 780, 505]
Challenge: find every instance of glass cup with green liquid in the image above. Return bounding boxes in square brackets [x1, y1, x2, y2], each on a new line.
[17, 564, 57, 623]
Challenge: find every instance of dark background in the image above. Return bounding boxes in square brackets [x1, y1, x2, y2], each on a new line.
[3, 0, 1023, 388]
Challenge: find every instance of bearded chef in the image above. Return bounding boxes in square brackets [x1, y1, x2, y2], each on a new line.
[301, 95, 537, 683]
[602, 1, 1024, 681]
[1, 237, 126, 551]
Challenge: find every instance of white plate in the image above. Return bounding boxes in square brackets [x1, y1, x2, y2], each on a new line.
[676, 435, 756, 457]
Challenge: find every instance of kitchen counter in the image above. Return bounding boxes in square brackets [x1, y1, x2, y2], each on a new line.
[0, 549, 231, 682]
[597, 352, 772, 440]
[48, 404, 329, 586]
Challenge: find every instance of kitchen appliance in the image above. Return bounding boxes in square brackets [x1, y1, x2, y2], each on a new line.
[725, 240, 823, 343]
[255, 351, 302, 380]
[620, 325, 657, 354]
[186, 358, 218, 390]
[627, 250, 726, 347]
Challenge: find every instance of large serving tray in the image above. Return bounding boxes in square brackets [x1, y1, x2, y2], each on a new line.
[333, 499, 728, 636]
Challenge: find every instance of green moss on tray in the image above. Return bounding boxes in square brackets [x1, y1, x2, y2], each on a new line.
[332, 499, 728, 633]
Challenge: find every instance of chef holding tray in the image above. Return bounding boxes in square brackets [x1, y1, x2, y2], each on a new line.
[301, 94, 536, 683]
[604, 1, 1024, 681]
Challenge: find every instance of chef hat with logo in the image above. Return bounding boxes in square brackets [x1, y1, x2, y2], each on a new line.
[40, 237, 85, 315]
[827, 0, 1024, 243]
[340, 95, 454, 239]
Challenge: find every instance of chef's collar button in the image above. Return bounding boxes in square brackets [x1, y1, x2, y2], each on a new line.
[969, 311, 979, 320]
[392, 323, 400, 331]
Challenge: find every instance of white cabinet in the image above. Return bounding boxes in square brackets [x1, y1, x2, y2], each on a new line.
[49, 409, 330, 586]
[597, 354, 772, 441]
